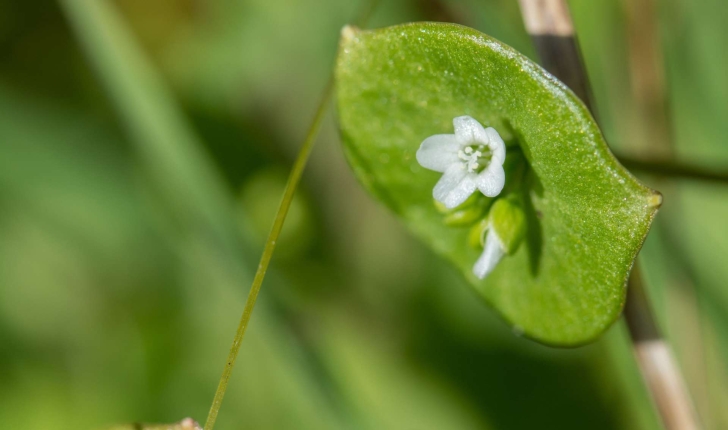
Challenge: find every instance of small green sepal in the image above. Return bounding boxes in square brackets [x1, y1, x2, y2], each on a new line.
[468, 218, 490, 249]
[489, 194, 526, 255]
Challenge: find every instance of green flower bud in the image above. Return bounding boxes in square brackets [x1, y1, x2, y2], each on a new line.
[436, 193, 492, 227]
[444, 204, 486, 227]
[435, 192, 481, 213]
[468, 218, 489, 249]
[489, 194, 526, 255]
[433, 199, 449, 214]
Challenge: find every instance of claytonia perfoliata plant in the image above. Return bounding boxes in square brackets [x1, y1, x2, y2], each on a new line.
[336, 23, 662, 345]
[416, 116, 519, 280]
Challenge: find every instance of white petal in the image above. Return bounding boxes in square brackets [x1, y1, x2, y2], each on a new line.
[433, 165, 478, 209]
[453, 116, 489, 146]
[484, 127, 506, 165]
[416, 134, 461, 172]
[473, 229, 505, 280]
[475, 163, 505, 197]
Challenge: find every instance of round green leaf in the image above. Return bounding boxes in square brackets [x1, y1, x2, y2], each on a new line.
[335, 23, 661, 346]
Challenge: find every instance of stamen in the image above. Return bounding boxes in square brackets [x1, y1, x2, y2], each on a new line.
[459, 145, 493, 173]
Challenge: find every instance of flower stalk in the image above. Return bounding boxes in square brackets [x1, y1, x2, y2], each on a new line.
[203, 79, 333, 430]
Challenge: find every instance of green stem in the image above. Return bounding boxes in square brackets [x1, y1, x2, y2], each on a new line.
[204, 3, 377, 427]
[203, 80, 333, 430]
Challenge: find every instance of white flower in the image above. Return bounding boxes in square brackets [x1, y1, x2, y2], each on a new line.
[416, 116, 506, 209]
[472, 227, 505, 280]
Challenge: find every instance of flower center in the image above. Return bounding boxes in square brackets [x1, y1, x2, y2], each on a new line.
[458, 144, 492, 173]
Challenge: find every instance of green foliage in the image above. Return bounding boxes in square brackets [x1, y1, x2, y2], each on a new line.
[335, 23, 661, 346]
[5, 0, 727, 428]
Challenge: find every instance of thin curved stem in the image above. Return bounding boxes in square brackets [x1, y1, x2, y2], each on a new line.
[625, 265, 700, 430]
[203, 4, 379, 429]
[203, 80, 332, 430]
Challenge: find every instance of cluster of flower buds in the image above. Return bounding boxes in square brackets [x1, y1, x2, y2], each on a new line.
[417, 116, 526, 280]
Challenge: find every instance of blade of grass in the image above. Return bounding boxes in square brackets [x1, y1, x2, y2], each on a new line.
[58, 0, 243, 258]
[60, 0, 379, 428]
[58, 0, 383, 427]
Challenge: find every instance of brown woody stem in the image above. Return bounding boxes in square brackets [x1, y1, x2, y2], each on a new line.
[517, 1, 701, 429]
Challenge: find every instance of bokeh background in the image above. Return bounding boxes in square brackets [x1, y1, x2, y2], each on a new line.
[1, 0, 727, 429]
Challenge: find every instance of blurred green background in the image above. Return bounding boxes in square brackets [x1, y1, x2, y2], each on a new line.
[1, 0, 726, 429]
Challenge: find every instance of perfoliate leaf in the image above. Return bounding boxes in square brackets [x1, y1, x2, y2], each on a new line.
[334, 23, 660, 346]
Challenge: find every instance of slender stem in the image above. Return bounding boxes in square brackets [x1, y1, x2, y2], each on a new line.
[517, 0, 595, 112]
[616, 155, 728, 185]
[204, 0, 379, 424]
[203, 3, 379, 427]
[517, 1, 701, 429]
[203, 79, 333, 430]
[625, 266, 700, 430]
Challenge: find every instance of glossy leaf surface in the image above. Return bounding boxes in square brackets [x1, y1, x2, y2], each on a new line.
[335, 23, 660, 346]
